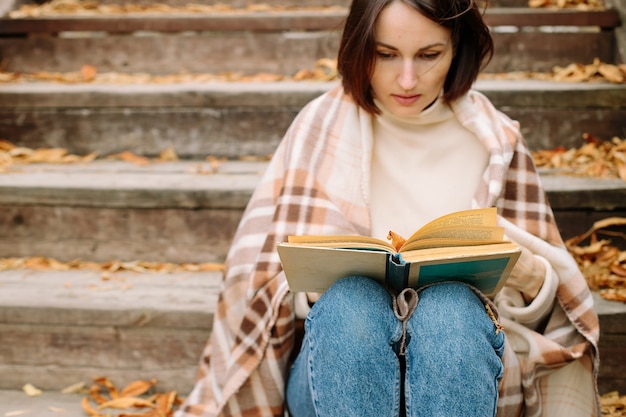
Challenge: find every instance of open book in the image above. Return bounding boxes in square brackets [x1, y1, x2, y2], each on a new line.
[277, 207, 521, 297]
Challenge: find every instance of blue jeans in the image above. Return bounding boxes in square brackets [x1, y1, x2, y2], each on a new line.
[286, 276, 505, 417]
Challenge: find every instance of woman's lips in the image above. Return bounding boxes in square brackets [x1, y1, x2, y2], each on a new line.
[392, 94, 421, 106]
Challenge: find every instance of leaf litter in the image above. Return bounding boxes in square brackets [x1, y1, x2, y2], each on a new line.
[80, 377, 183, 417]
[6, 0, 347, 18]
[0, 256, 224, 274]
[0, 138, 270, 173]
[1, 58, 625, 85]
[532, 134, 626, 181]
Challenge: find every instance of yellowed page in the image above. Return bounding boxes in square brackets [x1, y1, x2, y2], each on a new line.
[288, 235, 395, 252]
[404, 208, 499, 247]
[400, 225, 504, 251]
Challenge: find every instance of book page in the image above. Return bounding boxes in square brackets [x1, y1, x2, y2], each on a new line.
[400, 225, 504, 251]
[406, 208, 497, 240]
[287, 235, 395, 253]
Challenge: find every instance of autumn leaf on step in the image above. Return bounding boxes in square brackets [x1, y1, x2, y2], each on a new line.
[159, 145, 179, 162]
[154, 391, 180, 415]
[98, 397, 156, 410]
[23, 256, 70, 271]
[565, 217, 626, 298]
[109, 151, 150, 165]
[119, 379, 158, 397]
[599, 288, 626, 302]
[598, 62, 625, 83]
[0, 139, 15, 151]
[81, 396, 107, 417]
[81, 65, 97, 82]
[618, 163, 626, 182]
[22, 383, 42, 396]
[93, 376, 120, 399]
[61, 381, 88, 394]
[88, 383, 110, 405]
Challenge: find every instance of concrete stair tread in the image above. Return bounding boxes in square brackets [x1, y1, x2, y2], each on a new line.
[0, 7, 620, 34]
[0, 160, 266, 208]
[2, 80, 624, 159]
[0, 267, 621, 320]
[0, 268, 221, 326]
[3, 79, 625, 107]
[1, 159, 625, 210]
[0, 267, 625, 395]
[0, 269, 219, 393]
[0, 389, 85, 417]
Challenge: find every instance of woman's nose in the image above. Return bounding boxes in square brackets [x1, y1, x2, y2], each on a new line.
[398, 59, 418, 91]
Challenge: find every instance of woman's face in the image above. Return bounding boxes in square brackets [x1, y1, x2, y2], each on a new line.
[370, 1, 453, 117]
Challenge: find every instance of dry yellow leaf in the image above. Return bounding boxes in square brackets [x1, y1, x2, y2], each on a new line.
[97, 397, 156, 410]
[159, 145, 179, 162]
[110, 151, 150, 165]
[81, 396, 107, 417]
[119, 379, 158, 398]
[387, 230, 407, 252]
[61, 381, 87, 394]
[22, 383, 42, 397]
[81, 64, 97, 82]
[4, 411, 30, 417]
[617, 162, 626, 181]
[0, 139, 15, 151]
[88, 384, 109, 405]
[93, 377, 119, 399]
[599, 63, 625, 83]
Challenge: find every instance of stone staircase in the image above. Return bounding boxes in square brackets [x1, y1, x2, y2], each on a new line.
[1, 0, 626, 414]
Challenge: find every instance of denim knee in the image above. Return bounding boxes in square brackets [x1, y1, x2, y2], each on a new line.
[307, 276, 400, 347]
[404, 283, 505, 417]
[409, 282, 505, 359]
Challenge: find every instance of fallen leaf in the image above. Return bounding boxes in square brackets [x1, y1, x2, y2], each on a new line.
[88, 383, 109, 405]
[4, 410, 31, 417]
[81, 396, 106, 417]
[159, 145, 179, 161]
[81, 65, 97, 82]
[109, 151, 150, 165]
[61, 381, 87, 394]
[22, 383, 42, 397]
[119, 379, 157, 398]
[98, 397, 156, 410]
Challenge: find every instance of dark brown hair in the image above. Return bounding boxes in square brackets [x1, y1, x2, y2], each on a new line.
[337, 0, 493, 114]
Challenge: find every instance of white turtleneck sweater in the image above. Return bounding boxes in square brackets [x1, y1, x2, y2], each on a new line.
[369, 97, 489, 241]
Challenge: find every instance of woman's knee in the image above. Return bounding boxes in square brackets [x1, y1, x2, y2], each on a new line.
[308, 276, 398, 345]
[409, 283, 504, 354]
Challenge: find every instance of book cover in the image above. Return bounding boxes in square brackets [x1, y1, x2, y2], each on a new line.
[276, 208, 521, 297]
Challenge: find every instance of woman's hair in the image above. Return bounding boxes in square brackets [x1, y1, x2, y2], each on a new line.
[337, 0, 494, 114]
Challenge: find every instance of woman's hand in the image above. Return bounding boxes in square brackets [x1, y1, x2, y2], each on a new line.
[506, 245, 547, 303]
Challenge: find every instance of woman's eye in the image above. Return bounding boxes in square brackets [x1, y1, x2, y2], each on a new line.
[420, 52, 441, 60]
[376, 51, 396, 60]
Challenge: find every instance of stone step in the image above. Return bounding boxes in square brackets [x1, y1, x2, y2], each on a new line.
[5, 0, 526, 9]
[1, 80, 625, 160]
[0, 268, 219, 395]
[0, 160, 265, 263]
[0, 389, 85, 417]
[1, 160, 625, 263]
[0, 268, 624, 400]
[0, 7, 620, 73]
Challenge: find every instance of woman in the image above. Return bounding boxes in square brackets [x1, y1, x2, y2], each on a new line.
[176, 0, 600, 416]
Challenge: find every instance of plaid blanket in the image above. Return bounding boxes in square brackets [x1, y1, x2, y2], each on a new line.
[176, 85, 600, 417]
